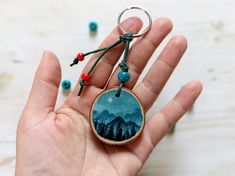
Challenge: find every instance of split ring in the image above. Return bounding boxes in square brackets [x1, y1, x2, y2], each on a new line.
[117, 7, 152, 38]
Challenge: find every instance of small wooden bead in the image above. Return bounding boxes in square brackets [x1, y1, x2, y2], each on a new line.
[118, 71, 130, 82]
[62, 80, 71, 89]
[77, 53, 85, 61]
[81, 73, 91, 81]
[89, 21, 98, 32]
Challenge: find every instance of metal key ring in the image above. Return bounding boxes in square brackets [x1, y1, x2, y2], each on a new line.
[117, 7, 152, 38]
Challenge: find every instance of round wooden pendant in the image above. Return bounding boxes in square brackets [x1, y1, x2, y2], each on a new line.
[90, 88, 145, 145]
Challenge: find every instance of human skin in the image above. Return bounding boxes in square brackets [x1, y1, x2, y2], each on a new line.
[15, 17, 202, 176]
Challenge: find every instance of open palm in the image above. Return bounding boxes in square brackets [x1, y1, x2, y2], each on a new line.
[15, 17, 202, 176]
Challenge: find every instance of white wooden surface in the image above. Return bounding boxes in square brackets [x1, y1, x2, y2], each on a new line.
[0, 0, 235, 175]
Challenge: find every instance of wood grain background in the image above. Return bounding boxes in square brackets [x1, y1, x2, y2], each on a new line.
[0, 0, 235, 175]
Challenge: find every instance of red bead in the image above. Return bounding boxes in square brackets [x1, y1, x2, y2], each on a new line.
[81, 73, 91, 81]
[77, 52, 85, 61]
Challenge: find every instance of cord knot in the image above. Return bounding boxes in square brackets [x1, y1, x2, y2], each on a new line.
[80, 80, 85, 86]
[120, 32, 133, 42]
[119, 62, 129, 72]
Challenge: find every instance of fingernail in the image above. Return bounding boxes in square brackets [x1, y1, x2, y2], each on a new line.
[42, 50, 52, 59]
[42, 51, 48, 58]
[121, 17, 143, 33]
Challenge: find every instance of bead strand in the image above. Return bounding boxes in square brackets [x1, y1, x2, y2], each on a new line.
[115, 32, 133, 97]
[71, 32, 134, 96]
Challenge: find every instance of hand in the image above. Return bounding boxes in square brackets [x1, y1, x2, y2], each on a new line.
[15, 17, 202, 176]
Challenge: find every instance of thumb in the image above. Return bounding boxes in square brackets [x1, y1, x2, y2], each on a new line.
[25, 51, 61, 115]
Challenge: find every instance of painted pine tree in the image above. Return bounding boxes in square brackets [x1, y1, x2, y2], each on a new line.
[131, 125, 136, 137]
[123, 130, 130, 140]
[116, 122, 123, 141]
[94, 119, 98, 130]
[97, 122, 105, 136]
[105, 124, 114, 140]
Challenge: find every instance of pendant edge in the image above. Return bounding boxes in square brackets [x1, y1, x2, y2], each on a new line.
[89, 87, 145, 145]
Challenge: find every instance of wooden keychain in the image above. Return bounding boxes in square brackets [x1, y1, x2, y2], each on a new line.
[70, 7, 152, 145]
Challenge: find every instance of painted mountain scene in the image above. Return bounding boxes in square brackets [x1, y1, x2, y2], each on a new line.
[91, 89, 144, 142]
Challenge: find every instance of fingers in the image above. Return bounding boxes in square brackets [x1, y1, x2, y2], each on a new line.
[126, 80, 203, 162]
[107, 18, 173, 88]
[25, 51, 61, 115]
[145, 80, 203, 147]
[72, 17, 143, 95]
[134, 35, 188, 112]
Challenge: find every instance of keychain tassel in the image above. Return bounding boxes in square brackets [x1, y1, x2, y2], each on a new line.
[71, 32, 134, 96]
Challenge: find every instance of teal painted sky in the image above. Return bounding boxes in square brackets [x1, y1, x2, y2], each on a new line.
[93, 89, 141, 116]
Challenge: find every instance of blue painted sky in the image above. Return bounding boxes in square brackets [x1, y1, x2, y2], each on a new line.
[93, 89, 141, 116]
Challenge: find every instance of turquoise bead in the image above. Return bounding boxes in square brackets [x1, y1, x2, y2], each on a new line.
[89, 21, 98, 32]
[118, 71, 130, 82]
[62, 80, 71, 89]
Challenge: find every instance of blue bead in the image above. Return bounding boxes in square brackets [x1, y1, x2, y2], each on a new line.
[62, 80, 71, 89]
[118, 71, 130, 82]
[89, 21, 98, 32]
